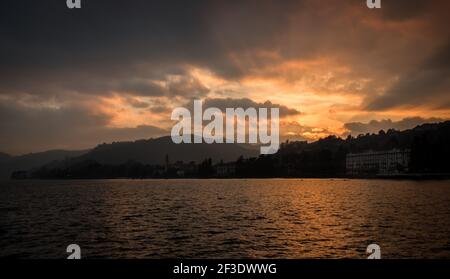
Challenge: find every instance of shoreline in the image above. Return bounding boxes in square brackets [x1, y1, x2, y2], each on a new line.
[7, 174, 450, 181]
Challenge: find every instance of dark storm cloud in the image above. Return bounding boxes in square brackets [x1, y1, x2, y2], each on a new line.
[116, 75, 209, 99]
[202, 98, 301, 118]
[0, 99, 167, 155]
[366, 43, 450, 110]
[379, 0, 430, 21]
[344, 117, 446, 135]
[165, 76, 210, 98]
[0, 0, 303, 98]
[116, 80, 166, 97]
[1, 0, 447, 99]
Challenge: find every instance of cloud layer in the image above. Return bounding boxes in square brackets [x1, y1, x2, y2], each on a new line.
[1, 0, 449, 154]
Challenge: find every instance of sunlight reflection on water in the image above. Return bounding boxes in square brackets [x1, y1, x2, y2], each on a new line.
[1, 179, 450, 259]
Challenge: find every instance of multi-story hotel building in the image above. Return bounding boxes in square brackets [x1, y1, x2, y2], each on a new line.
[346, 149, 411, 176]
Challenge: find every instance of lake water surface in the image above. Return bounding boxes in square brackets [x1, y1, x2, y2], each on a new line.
[1, 179, 450, 259]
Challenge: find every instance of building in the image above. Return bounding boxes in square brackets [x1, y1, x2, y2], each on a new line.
[216, 162, 236, 177]
[346, 149, 411, 176]
[172, 161, 197, 177]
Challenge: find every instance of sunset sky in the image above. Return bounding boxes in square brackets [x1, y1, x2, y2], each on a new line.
[1, 0, 449, 154]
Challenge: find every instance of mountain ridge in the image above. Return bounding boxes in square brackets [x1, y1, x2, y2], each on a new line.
[0, 149, 89, 178]
[4, 121, 450, 179]
[78, 136, 259, 165]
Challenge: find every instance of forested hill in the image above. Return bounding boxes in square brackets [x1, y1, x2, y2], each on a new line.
[270, 121, 450, 177]
[10, 121, 450, 179]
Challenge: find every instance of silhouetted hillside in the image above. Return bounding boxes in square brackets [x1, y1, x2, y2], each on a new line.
[8, 121, 450, 179]
[0, 150, 89, 178]
[265, 120, 450, 177]
[77, 136, 259, 165]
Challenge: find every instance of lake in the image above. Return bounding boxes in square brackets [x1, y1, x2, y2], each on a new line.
[1, 179, 449, 259]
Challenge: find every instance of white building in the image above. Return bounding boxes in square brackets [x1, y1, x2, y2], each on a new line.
[216, 163, 236, 177]
[346, 149, 411, 175]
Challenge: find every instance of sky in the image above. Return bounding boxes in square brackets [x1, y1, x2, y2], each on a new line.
[0, 0, 449, 155]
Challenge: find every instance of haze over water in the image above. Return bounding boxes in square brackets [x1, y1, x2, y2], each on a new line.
[1, 179, 450, 259]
